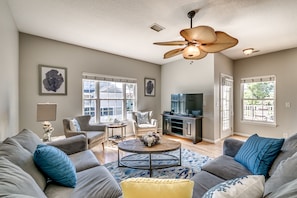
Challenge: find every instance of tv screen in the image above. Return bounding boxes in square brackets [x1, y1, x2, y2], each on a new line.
[171, 93, 203, 116]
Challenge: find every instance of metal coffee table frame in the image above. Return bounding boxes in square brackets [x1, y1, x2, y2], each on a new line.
[117, 139, 181, 177]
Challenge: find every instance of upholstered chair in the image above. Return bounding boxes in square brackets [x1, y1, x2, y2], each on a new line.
[63, 115, 106, 149]
[132, 111, 158, 137]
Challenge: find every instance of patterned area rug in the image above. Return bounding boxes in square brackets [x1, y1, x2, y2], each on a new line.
[104, 148, 212, 183]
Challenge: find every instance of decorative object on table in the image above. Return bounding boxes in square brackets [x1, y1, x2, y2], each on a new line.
[114, 118, 121, 124]
[140, 132, 160, 147]
[37, 103, 57, 142]
[144, 78, 155, 96]
[39, 64, 67, 95]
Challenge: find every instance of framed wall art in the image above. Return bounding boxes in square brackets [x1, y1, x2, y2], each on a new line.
[144, 78, 155, 96]
[39, 65, 67, 95]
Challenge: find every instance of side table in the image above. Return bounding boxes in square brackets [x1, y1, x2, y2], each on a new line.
[107, 123, 127, 144]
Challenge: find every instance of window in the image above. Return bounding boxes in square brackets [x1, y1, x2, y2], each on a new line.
[82, 73, 137, 123]
[241, 75, 276, 125]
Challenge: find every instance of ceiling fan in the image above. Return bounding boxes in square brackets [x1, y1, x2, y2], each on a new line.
[154, 10, 238, 60]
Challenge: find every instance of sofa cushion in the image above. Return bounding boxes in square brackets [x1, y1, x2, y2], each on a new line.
[34, 144, 77, 187]
[138, 123, 156, 128]
[69, 150, 100, 172]
[202, 155, 252, 180]
[121, 178, 194, 198]
[0, 157, 47, 198]
[264, 151, 297, 196]
[44, 166, 122, 198]
[202, 175, 265, 198]
[11, 129, 44, 153]
[0, 137, 47, 190]
[269, 132, 297, 176]
[69, 118, 81, 131]
[266, 179, 297, 198]
[234, 134, 284, 176]
[191, 170, 225, 198]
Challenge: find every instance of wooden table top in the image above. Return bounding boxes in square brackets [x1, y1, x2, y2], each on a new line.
[106, 123, 127, 128]
[118, 138, 181, 154]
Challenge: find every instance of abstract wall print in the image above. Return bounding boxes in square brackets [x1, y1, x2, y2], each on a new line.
[39, 65, 67, 95]
[144, 78, 155, 96]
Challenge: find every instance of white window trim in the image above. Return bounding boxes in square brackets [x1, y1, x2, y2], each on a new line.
[82, 73, 137, 123]
[240, 75, 277, 127]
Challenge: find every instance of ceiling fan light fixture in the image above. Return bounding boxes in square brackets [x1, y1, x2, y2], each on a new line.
[243, 48, 254, 55]
[183, 45, 200, 58]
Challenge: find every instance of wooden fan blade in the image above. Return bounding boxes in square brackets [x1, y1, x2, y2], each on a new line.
[199, 31, 238, 53]
[154, 41, 188, 46]
[164, 48, 184, 59]
[180, 26, 216, 43]
[184, 49, 208, 60]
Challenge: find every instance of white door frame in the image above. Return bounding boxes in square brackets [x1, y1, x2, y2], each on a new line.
[220, 74, 234, 139]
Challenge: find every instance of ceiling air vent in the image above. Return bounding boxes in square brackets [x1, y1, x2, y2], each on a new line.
[150, 23, 165, 32]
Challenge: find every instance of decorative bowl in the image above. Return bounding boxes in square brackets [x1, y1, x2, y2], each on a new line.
[140, 132, 160, 147]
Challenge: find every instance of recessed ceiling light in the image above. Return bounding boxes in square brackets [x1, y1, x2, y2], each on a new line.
[150, 23, 165, 32]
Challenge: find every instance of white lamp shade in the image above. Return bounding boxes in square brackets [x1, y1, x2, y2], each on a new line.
[183, 45, 200, 59]
[37, 103, 57, 122]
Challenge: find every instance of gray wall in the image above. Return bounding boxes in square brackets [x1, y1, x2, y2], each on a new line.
[0, 0, 19, 140]
[161, 55, 216, 141]
[19, 33, 161, 138]
[234, 48, 297, 138]
[214, 53, 234, 141]
[160, 53, 233, 142]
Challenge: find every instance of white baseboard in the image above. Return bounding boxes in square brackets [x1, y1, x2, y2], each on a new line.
[202, 138, 221, 144]
[233, 132, 251, 137]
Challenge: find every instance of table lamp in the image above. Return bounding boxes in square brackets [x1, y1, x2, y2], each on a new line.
[37, 103, 57, 142]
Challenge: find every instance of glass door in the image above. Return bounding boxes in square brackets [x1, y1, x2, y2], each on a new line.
[220, 75, 233, 138]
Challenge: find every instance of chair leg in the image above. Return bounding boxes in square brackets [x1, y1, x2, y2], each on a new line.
[102, 142, 105, 150]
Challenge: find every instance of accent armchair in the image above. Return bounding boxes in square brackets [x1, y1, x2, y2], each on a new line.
[132, 111, 158, 137]
[63, 115, 106, 149]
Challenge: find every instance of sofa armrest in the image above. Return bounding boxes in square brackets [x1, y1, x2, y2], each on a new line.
[83, 124, 106, 131]
[151, 119, 157, 126]
[223, 138, 245, 157]
[65, 131, 87, 137]
[47, 134, 88, 155]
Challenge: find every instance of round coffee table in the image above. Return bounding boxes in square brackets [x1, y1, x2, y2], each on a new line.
[117, 139, 181, 177]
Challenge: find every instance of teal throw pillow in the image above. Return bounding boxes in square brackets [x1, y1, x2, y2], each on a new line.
[33, 144, 77, 187]
[234, 134, 284, 176]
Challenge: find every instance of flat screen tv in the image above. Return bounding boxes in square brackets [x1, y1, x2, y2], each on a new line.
[171, 93, 203, 116]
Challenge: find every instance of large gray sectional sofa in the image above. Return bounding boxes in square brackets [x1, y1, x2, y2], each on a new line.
[0, 129, 122, 198]
[191, 134, 297, 198]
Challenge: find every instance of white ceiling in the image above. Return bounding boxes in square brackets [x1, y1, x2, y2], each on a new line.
[7, 0, 297, 65]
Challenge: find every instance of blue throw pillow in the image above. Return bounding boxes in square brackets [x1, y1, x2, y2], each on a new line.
[33, 144, 77, 187]
[234, 134, 284, 176]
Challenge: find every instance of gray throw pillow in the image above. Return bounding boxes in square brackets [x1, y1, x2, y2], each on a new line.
[0, 157, 47, 198]
[269, 133, 297, 176]
[12, 129, 44, 153]
[264, 151, 297, 196]
[137, 112, 150, 124]
[266, 179, 297, 198]
[0, 137, 47, 190]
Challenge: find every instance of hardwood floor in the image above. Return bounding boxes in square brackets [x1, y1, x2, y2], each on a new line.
[92, 134, 247, 165]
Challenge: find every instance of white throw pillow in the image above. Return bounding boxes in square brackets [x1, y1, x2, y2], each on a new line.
[202, 175, 265, 198]
[137, 112, 150, 124]
[69, 119, 81, 131]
